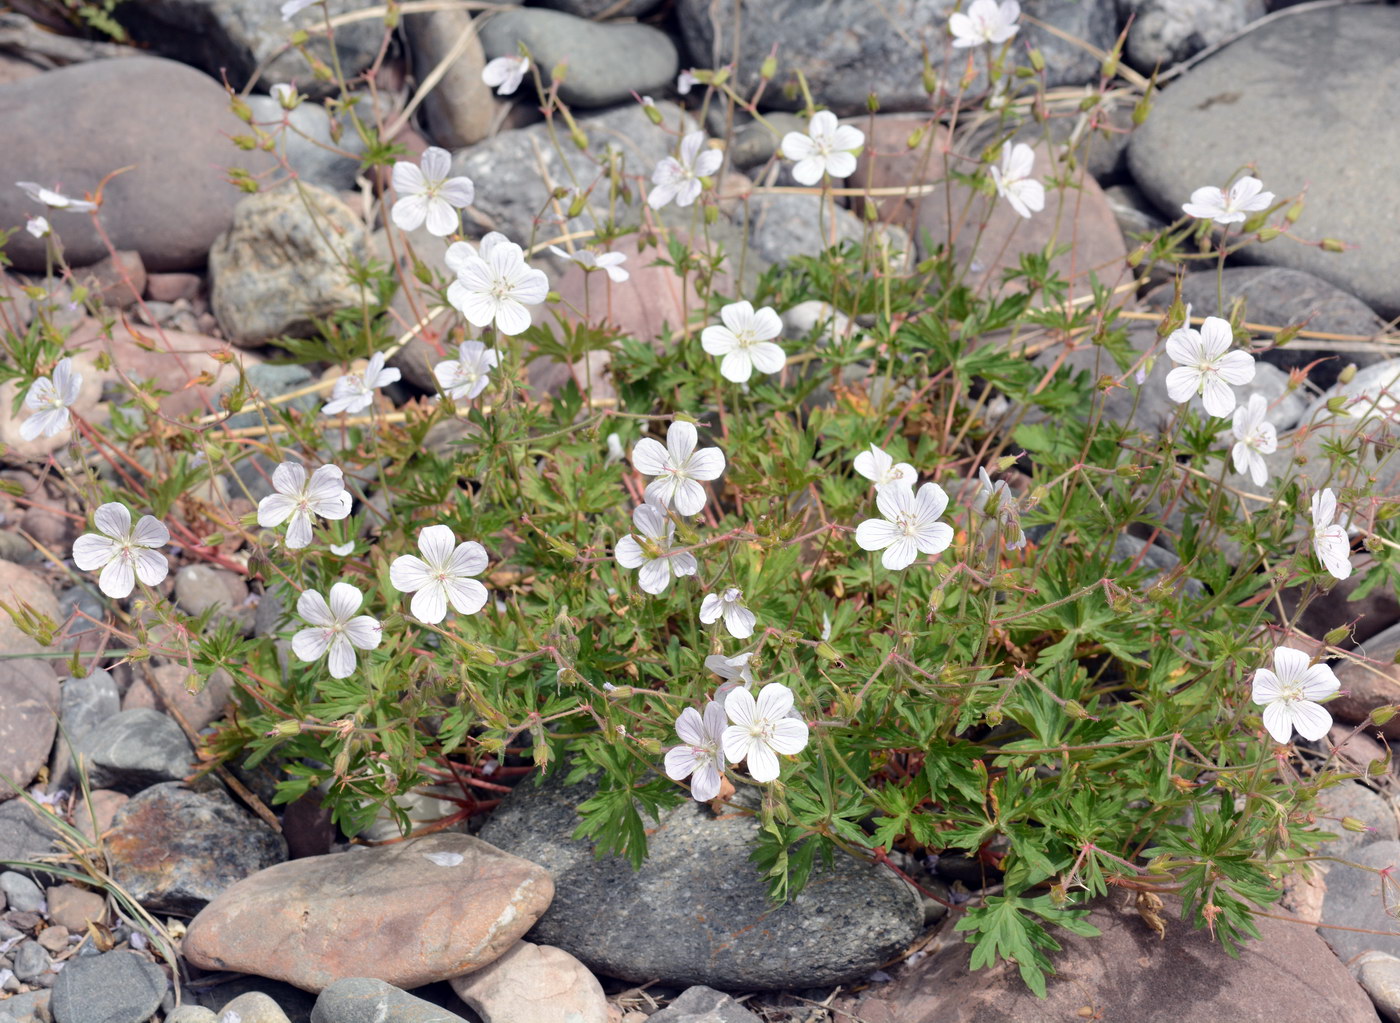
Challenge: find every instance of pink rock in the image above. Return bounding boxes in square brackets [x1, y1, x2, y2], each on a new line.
[123, 664, 234, 733]
[145, 273, 202, 304]
[0, 657, 58, 800]
[451, 941, 610, 1023]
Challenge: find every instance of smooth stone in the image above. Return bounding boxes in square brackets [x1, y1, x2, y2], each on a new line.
[0, 657, 57, 800]
[117, 0, 381, 94]
[45, 885, 106, 933]
[124, 663, 236, 733]
[479, 9, 677, 109]
[0, 798, 60, 885]
[73, 251, 146, 310]
[228, 363, 321, 432]
[0, 57, 271, 272]
[645, 986, 761, 1023]
[219, 991, 293, 1023]
[310, 978, 470, 1023]
[839, 895, 1378, 1022]
[0, 560, 60, 656]
[536, 0, 661, 16]
[246, 96, 367, 193]
[11, 940, 51, 983]
[73, 708, 193, 794]
[209, 183, 370, 346]
[145, 272, 202, 303]
[1355, 951, 1400, 1023]
[1149, 266, 1389, 390]
[1321, 841, 1400, 963]
[448, 941, 609, 1023]
[74, 789, 129, 844]
[193, 976, 317, 1022]
[1332, 622, 1400, 740]
[174, 563, 251, 625]
[745, 192, 910, 269]
[477, 775, 922, 989]
[403, 8, 495, 149]
[0, 989, 49, 1023]
[49, 668, 121, 788]
[1127, 5, 1400, 318]
[49, 949, 167, 1023]
[1123, 0, 1267, 70]
[1313, 783, 1399, 857]
[165, 1008, 219, 1023]
[105, 782, 287, 915]
[675, 0, 1118, 115]
[0, 873, 44, 913]
[182, 833, 553, 992]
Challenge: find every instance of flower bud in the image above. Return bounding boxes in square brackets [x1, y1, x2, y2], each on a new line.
[1370, 704, 1397, 726]
[230, 97, 253, 123]
[466, 642, 498, 665]
[643, 101, 663, 126]
[547, 535, 579, 559]
[1127, 244, 1149, 268]
[1342, 816, 1372, 834]
[1285, 200, 1304, 224]
[1321, 237, 1346, 253]
[704, 205, 720, 225]
[985, 708, 1003, 727]
[1324, 624, 1352, 646]
[1028, 48, 1045, 72]
[760, 54, 778, 81]
[1257, 227, 1281, 242]
[1132, 96, 1152, 126]
[201, 532, 225, 547]
[269, 720, 303, 737]
[906, 126, 924, 150]
[1100, 54, 1118, 79]
[571, 127, 588, 151]
[922, 65, 938, 95]
[1064, 700, 1090, 720]
[637, 737, 663, 756]
[1369, 755, 1391, 777]
[1326, 396, 1350, 414]
[867, 92, 880, 113]
[1338, 363, 1357, 385]
[816, 641, 841, 660]
[1079, 94, 1099, 112]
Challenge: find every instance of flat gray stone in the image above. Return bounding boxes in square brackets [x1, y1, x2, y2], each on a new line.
[11, 939, 51, 983]
[1124, 0, 1266, 70]
[1320, 840, 1400, 963]
[1355, 951, 1400, 1023]
[309, 979, 470, 1023]
[746, 192, 909, 268]
[478, 774, 923, 989]
[648, 986, 762, 1023]
[49, 668, 120, 788]
[1128, 5, 1400, 318]
[0, 798, 61, 885]
[0, 657, 56, 800]
[1315, 783, 1399, 858]
[0, 871, 44, 912]
[49, 950, 167, 1023]
[245, 95, 367, 192]
[74, 708, 193, 794]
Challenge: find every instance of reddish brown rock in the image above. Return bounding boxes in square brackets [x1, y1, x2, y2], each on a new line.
[74, 251, 146, 310]
[837, 895, 1377, 1023]
[144, 272, 202, 304]
[848, 114, 951, 228]
[450, 941, 609, 1023]
[74, 789, 129, 843]
[182, 833, 554, 992]
[0, 657, 58, 800]
[46, 884, 107, 932]
[123, 664, 234, 733]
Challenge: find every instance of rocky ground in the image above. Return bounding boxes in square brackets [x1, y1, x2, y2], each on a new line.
[2, 0, 1400, 1020]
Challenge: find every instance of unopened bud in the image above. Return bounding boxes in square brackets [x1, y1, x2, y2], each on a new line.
[1369, 756, 1392, 777]
[1285, 201, 1304, 224]
[760, 54, 778, 80]
[1257, 227, 1281, 242]
[552, 185, 571, 200]
[637, 737, 663, 756]
[1342, 817, 1371, 834]
[1326, 395, 1349, 414]
[571, 127, 588, 151]
[1100, 55, 1118, 79]
[466, 642, 498, 665]
[1127, 244, 1149, 268]
[922, 65, 938, 95]
[643, 101, 663, 126]
[1028, 48, 1045, 72]
[547, 535, 579, 559]
[1338, 363, 1358, 385]
[927, 588, 945, 614]
[270, 720, 303, 737]
[985, 708, 1003, 727]
[704, 204, 719, 225]
[816, 641, 840, 660]
[1324, 624, 1352, 646]
[201, 532, 225, 547]
[1064, 700, 1090, 720]
[1132, 97, 1152, 126]
[867, 92, 880, 113]
[906, 126, 924, 149]
[1371, 705, 1397, 726]
[1321, 237, 1345, 253]
[230, 97, 253, 123]
[567, 192, 588, 218]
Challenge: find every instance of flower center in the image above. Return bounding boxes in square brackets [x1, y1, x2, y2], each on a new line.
[1276, 680, 1304, 703]
[895, 513, 920, 538]
[747, 720, 775, 742]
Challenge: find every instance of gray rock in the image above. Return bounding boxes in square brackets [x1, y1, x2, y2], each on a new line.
[193, 976, 316, 1022]
[478, 774, 923, 989]
[0, 798, 60, 884]
[0, 57, 271, 273]
[1104, 183, 1168, 239]
[0, 657, 57, 800]
[229, 363, 321, 432]
[1150, 267, 1389, 390]
[1124, 0, 1266, 71]
[1315, 783, 1399, 857]
[246, 96, 367, 193]
[675, 0, 1118, 115]
[1128, 5, 1400, 318]
[450, 101, 693, 248]
[74, 708, 193, 794]
[1321, 840, 1400, 963]
[117, 0, 382, 94]
[49, 668, 121, 788]
[209, 184, 371, 347]
[709, 111, 806, 171]
[56, 587, 105, 651]
[218, 991, 294, 1023]
[403, 8, 495, 149]
[0, 872, 44, 913]
[479, 9, 678, 109]
[11, 940, 51, 983]
[174, 564, 252, 630]
[648, 986, 762, 1023]
[106, 783, 287, 916]
[536, 0, 661, 17]
[49, 949, 167, 1023]
[746, 192, 909, 268]
[0, 989, 49, 1023]
[310, 978, 470, 1023]
[1355, 950, 1400, 1023]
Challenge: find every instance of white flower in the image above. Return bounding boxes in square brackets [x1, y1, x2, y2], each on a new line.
[989, 143, 1044, 219]
[1164, 315, 1255, 418]
[25, 215, 50, 239]
[1230, 394, 1277, 487]
[676, 70, 699, 95]
[700, 587, 756, 639]
[706, 652, 755, 703]
[856, 482, 954, 571]
[973, 467, 1026, 550]
[322, 352, 401, 416]
[391, 147, 475, 237]
[605, 433, 626, 464]
[781, 111, 864, 187]
[614, 503, 698, 595]
[700, 301, 786, 384]
[1182, 176, 1274, 225]
[1311, 488, 1352, 581]
[280, 0, 318, 19]
[548, 246, 630, 283]
[950, 0, 1021, 47]
[72, 503, 169, 599]
[389, 525, 490, 624]
[330, 541, 356, 556]
[721, 682, 809, 783]
[664, 702, 728, 801]
[821, 612, 832, 641]
[20, 357, 81, 441]
[482, 55, 530, 96]
[1252, 647, 1339, 744]
[292, 583, 381, 679]
[16, 181, 96, 212]
[434, 340, 499, 402]
[630, 420, 726, 517]
[853, 444, 915, 491]
[256, 462, 353, 550]
[648, 130, 722, 210]
[270, 83, 299, 109]
[445, 232, 548, 336]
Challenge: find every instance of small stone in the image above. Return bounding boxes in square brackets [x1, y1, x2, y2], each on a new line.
[0, 988, 50, 1023]
[105, 783, 287, 916]
[1313, 783, 1398, 856]
[173, 564, 250, 623]
[165, 1007, 219, 1023]
[49, 949, 167, 1023]
[0, 799, 60, 885]
[1331, 622, 1400, 739]
[0, 657, 58, 801]
[245, 96, 367, 193]
[36, 927, 68, 953]
[310, 978, 471, 1023]
[1124, 0, 1266, 70]
[144, 272, 201, 303]
[11, 940, 51, 983]
[647, 987, 762, 1023]
[124, 663, 238, 732]
[49, 668, 120, 788]
[45, 886, 106, 933]
[403, 9, 495, 149]
[73, 251, 146, 311]
[218, 991, 292, 1023]
[1354, 950, 1400, 1023]
[0, 872, 45, 913]
[746, 192, 909, 269]
[183, 833, 553, 992]
[209, 184, 370, 347]
[73, 790, 129, 845]
[73, 708, 193, 793]
[449, 941, 609, 1023]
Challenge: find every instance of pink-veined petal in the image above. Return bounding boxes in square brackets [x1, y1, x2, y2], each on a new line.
[297, 588, 335, 627]
[744, 742, 780, 782]
[71, 534, 117, 571]
[664, 745, 700, 782]
[1290, 700, 1332, 741]
[667, 421, 698, 463]
[725, 685, 757, 727]
[725, 604, 756, 639]
[423, 196, 459, 237]
[94, 503, 131, 541]
[632, 503, 668, 540]
[1200, 374, 1237, 418]
[292, 626, 329, 663]
[768, 717, 809, 756]
[614, 535, 646, 569]
[631, 437, 670, 476]
[671, 478, 708, 517]
[1270, 647, 1310, 684]
[391, 160, 425, 196]
[701, 325, 740, 356]
[391, 193, 429, 232]
[131, 515, 169, 549]
[1165, 366, 1202, 405]
[390, 553, 431, 593]
[410, 582, 448, 623]
[636, 558, 671, 594]
[1250, 667, 1281, 705]
[284, 510, 314, 549]
[670, 552, 698, 578]
[689, 762, 722, 801]
[721, 725, 753, 765]
[417, 524, 456, 569]
[1300, 664, 1340, 701]
[131, 547, 168, 587]
[1261, 701, 1294, 744]
[444, 577, 488, 615]
[419, 146, 451, 182]
[699, 593, 723, 624]
[718, 350, 754, 383]
[881, 536, 918, 571]
[855, 518, 899, 552]
[748, 342, 786, 375]
[439, 175, 475, 207]
[914, 521, 954, 555]
[98, 557, 135, 599]
[781, 132, 816, 162]
[674, 706, 705, 746]
[449, 540, 488, 578]
[343, 615, 380, 650]
[327, 582, 362, 621]
[326, 635, 357, 679]
[1215, 350, 1256, 387]
[493, 298, 532, 336]
[915, 482, 949, 520]
[755, 682, 794, 721]
[271, 461, 308, 498]
[719, 301, 756, 336]
[257, 492, 296, 528]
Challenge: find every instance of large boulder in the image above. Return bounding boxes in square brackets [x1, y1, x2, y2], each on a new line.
[0, 57, 272, 272]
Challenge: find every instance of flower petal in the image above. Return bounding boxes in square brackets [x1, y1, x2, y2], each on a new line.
[445, 576, 488, 615]
[71, 534, 117, 572]
[637, 558, 671, 594]
[98, 556, 135, 599]
[94, 503, 131, 541]
[292, 626, 329, 663]
[631, 437, 670, 477]
[410, 582, 448, 623]
[768, 717, 809, 756]
[131, 547, 168, 587]
[326, 635, 357, 678]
